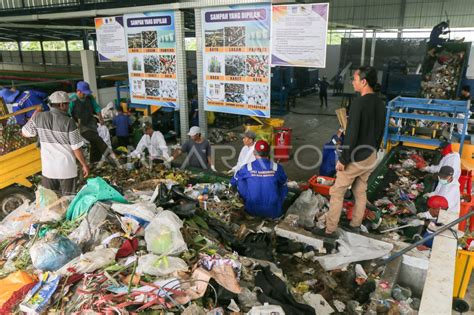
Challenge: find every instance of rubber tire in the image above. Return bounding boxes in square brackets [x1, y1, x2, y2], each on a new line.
[453, 298, 470, 313]
[0, 186, 34, 219]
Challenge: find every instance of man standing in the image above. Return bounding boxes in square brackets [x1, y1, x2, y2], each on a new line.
[318, 77, 330, 108]
[130, 122, 169, 161]
[168, 126, 216, 171]
[69, 81, 109, 163]
[230, 140, 288, 218]
[228, 130, 256, 174]
[314, 66, 385, 238]
[113, 107, 131, 147]
[22, 91, 89, 196]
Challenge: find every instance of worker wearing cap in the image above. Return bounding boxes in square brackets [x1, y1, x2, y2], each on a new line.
[69, 81, 109, 163]
[130, 122, 169, 161]
[168, 126, 215, 171]
[21, 91, 89, 195]
[228, 130, 256, 175]
[230, 140, 288, 218]
[422, 142, 461, 182]
[417, 195, 449, 250]
[425, 165, 460, 214]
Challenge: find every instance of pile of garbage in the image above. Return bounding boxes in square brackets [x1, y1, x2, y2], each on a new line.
[0, 163, 424, 314]
[360, 148, 439, 240]
[208, 128, 239, 144]
[421, 49, 466, 99]
[0, 123, 36, 156]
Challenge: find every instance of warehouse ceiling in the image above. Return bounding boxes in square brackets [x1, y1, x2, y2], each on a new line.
[0, 0, 195, 42]
[0, 0, 473, 42]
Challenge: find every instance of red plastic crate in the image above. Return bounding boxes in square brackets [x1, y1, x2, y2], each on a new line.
[309, 175, 335, 196]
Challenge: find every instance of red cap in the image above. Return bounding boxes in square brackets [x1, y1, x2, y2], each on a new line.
[427, 195, 449, 209]
[440, 143, 452, 156]
[255, 140, 270, 154]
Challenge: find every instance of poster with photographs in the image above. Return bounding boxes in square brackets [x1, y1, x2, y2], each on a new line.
[124, 12, 178, 109]
[201, 4, 271, 118]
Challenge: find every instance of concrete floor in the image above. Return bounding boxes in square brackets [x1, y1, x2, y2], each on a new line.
[212, 92, 341, 181]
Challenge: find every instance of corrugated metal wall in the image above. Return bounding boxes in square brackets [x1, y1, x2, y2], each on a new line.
[328, 0, 474, 29]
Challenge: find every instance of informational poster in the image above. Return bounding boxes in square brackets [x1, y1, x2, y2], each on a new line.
[124, 12, 178, 109]
[271, 3, 329, 68]
[95, 16, 127, 62]
[201, 4, 271, 118]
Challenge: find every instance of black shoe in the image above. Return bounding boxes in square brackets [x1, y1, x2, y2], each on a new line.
[341, 224, 361, 234]
[311, 227, 339, 239]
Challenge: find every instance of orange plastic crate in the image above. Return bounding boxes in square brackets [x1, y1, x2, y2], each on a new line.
[309, 175, 335, 196]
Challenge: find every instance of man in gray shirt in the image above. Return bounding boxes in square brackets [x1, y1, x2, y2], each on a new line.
[168, 126, 216, 171]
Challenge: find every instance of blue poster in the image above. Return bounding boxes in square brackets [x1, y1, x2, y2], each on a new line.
[124, 12, 178, 109]
[201, 4, 271, 118]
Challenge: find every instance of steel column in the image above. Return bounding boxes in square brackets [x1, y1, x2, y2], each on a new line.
[175, 10, 189, 143]
[194, 8, 207, 138]
[370, 31, 376, 67]
[360, 29, 366, 66]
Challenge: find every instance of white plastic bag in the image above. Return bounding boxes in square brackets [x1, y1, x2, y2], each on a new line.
[111, 202, 160, 224]
[0, 202, 35, 241]
[136, 254, 188, 276]
[57, 247, 117, 276]
[145, 210, 187, 255]
[30, 233, 81, 271]
[35, 186, 58, 208]
[68, 202, 109, 250]
[315, 230, 393, 270]
[287, 190, 325, 228]
[35, 196, 74, 223]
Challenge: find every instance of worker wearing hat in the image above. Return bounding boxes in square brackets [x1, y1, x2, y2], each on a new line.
[168, 126, 216, 171]
[22, 91, 89, 195]
[69, 81, 109, 164]
[424, 165, 460, 213]
[228, 130, 257, 175]
[422, 141, 461, 183]
[417, 195, 450, 250]
[130, 122, 169, 161]
[230, 140, 288, 218]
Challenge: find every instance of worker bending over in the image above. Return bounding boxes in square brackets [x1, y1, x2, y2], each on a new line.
[422, 141, 461, 182]
[69, 81, 119, 167]
[22, 91, 89, 196]
[417, 195, 449, 250]
[228, 130, 256, 175]
[424, 165, 460, 214]
[231, 140, 288, 218]
[168, 126, 216, 171]
[130, 122, 169, 161]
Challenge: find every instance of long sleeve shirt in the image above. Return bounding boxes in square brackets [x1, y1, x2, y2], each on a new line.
[339, 93, 385, 165]
[232, 144, 256, 174]
[131, 131, 169, 160]
[433, 181, 460, 214]
[231, 158, 288, 218]
[424, 152, 461, 182]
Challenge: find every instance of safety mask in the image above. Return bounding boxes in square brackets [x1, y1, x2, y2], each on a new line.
[438, 177, 449, 185]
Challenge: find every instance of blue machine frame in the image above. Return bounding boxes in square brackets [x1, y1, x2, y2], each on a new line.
[383, 96, 471, 154]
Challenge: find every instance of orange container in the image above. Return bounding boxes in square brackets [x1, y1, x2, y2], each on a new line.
[459, 195, 474, 232]
[309, 175, 335, 196]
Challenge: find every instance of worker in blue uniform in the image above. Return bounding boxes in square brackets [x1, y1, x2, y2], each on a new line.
[231, 140, 288, 218]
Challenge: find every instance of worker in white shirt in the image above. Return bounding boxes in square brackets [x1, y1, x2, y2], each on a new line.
[424, 165, 460, 214]
[227, 130, 257, 175]
[422, 141, 461, 182]
[130, 122, 170, 161]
